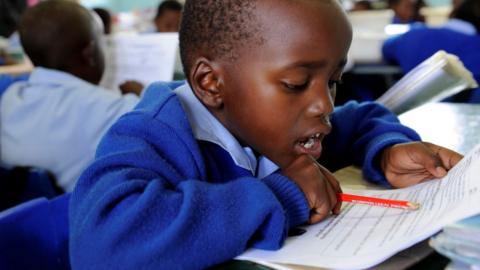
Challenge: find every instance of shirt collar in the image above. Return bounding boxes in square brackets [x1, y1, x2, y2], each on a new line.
[29, 67, 90, 86]
[174, 83, 279, 177]
[444, 19, 477, 35]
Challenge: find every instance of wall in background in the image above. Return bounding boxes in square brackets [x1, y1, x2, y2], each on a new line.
[80, 0, 164, 13]
[83, 0, 449, 13]
[426, 0, 451, 6]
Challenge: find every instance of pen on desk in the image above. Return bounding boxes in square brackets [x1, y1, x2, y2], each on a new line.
[337, 193, 420, 210]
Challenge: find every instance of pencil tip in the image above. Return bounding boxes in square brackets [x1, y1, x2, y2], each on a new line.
[407, 202, 420, 210]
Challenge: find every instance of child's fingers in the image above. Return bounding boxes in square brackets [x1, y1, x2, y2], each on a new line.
[307, 180, 335, 224]
[423, 157, 447, 178]
[309, 201, 332, 224]
[424, 142, 463, 169]
[318, 164, 342, 214]
[413, 144, 447, 178]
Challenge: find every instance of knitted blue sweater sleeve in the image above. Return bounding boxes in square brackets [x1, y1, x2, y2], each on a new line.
[69, 103, 309, 269]
[319, 101, 421, 186]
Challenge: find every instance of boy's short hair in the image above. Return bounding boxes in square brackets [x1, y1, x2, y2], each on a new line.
[93, 7, 112, 34]
[179, 0, 264, 79]
[156, 0, 183, 18]
[18, 0, 93, 69]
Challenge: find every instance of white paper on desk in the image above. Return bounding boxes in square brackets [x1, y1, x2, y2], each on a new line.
[100, 33, 178, 91]
[238, 144, 480, 269]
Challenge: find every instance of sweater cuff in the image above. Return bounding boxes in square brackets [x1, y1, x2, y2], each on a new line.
[262, 173, 309, 228]
[363, 132, 417, 186]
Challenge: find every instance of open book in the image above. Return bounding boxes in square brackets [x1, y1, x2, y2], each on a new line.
[238, 144, 480, 269]
[376, 50, 478, 114]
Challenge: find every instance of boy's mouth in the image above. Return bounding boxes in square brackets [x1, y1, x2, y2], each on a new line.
[296, 133, 324, 159]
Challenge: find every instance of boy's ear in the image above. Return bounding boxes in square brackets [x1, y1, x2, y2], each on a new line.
[189, 57, 224, 109]
[81, 40, 97, 67]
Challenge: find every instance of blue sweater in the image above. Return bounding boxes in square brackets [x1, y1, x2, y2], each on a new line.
[382, 25, 480, 103]
[69, 82, 420, 270]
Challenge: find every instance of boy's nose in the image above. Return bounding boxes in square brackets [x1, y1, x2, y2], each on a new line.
[305, 84, 334, 120]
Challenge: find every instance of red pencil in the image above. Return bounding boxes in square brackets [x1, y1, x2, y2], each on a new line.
[337, 193, 420, 210]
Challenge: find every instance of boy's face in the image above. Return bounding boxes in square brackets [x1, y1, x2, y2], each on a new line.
[155, 10, 182, 32]
[214, 0, 352, 168]
[393, 0, 415, 22]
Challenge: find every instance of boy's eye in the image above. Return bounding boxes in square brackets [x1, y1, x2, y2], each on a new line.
[282, 80, 310, 91]
[328, 79, 343, 89]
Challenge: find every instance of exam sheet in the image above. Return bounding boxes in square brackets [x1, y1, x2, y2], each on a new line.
[100, 33, 178, 91]
[239, 144, 480, 269]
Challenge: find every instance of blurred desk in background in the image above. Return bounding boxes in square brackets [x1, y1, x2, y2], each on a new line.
[0, 58, 33, 76]
[399, 102, 480, 155]
[347, 6, 452, 65]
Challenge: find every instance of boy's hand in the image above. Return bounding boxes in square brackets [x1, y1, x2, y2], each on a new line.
[119, 80, 144, 96]
[381, 142, 463, 188]
[281, 155, 342, 224]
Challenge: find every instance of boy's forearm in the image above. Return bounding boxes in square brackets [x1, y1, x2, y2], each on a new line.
[319, 101, 420, 184]
[70, 173, 289, 269]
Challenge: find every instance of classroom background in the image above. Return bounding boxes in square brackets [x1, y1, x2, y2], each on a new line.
[1, 0, 479, 269]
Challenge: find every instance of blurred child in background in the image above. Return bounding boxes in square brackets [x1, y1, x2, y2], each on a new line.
[0, 0, 142, 191]
[153, 0, 183, 32]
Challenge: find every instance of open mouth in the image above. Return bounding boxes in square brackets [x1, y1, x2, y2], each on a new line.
[296, 133, 323, 159]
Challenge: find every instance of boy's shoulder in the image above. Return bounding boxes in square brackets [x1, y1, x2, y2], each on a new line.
[134, 81, 186, 116]
[124, 81, 193, 137]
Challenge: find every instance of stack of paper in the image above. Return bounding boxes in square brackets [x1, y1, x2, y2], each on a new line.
[238, 144, 480, 269]
[430, 215, 480, 269]
[376, 50, 478, 115]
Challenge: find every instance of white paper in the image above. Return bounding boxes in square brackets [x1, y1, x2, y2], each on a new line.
[239, 144, 480, 269]
[100, 33, 179, 91]
[376, 51, 478, 115]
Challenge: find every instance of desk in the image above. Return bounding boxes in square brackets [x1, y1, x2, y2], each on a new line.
[0, 58, 33, 76]
[337, 102, 480, 189]
[399, 102, 480, 155]
[241, 102, 480, 270]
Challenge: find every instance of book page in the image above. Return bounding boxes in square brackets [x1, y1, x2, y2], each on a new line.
[239, 144, 480, 269]
[100, 33, 178, 91]
[376, 51, 477, 114]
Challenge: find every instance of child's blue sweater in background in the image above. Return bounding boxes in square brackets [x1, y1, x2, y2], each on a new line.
[69, 82, 420, 269]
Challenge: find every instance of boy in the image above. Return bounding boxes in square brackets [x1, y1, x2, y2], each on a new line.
[153, 0, 183, 32]
[388, 0, 425, 24]
[0, 1, 142, 191]
[70, 0, 462, 269]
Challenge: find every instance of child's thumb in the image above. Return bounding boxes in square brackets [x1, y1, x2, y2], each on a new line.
[420, 150, 447, 178]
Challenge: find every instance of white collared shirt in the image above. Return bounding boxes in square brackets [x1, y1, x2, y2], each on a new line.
[0, 67, 139, 191]
[174, 83, 279, 178]
[444, 19, 477, 36]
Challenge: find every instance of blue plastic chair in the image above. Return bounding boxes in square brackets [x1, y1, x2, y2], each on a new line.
[0, 194, 71, 270]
